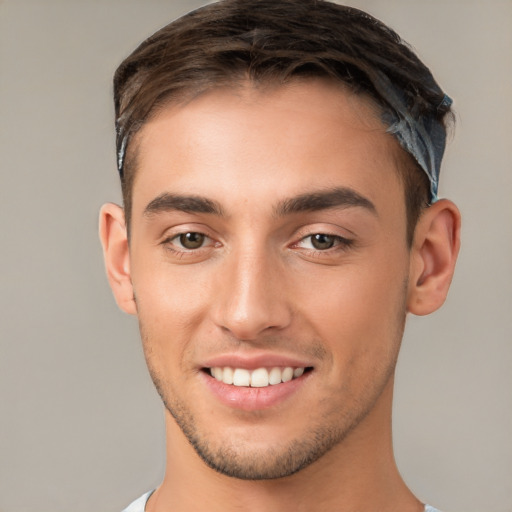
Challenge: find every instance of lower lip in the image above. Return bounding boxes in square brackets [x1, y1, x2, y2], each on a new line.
[201, 371, 311, 411]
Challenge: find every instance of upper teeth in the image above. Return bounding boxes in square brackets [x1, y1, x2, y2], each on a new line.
[209, 367, 305, 387]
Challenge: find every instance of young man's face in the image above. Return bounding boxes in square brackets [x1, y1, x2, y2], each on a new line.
[123, 80, 413, 478]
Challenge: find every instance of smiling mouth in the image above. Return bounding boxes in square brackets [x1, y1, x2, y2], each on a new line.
[204, 366, 313, 388]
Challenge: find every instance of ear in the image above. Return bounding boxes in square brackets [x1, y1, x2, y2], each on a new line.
[407, 199, 461, 315]
[99, 203, 137, 315]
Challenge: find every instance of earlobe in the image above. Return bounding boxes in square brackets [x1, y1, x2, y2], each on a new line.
[99, 203, 137, 315]
[407, 199, 461, 316]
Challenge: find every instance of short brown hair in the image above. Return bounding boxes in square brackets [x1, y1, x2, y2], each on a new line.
[114, 0, 452, 244]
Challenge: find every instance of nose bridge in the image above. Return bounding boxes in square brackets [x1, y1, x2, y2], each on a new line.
[213, 241, 291, 340]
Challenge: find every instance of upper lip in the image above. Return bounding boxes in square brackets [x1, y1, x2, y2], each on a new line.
[201, 352, 314, 370]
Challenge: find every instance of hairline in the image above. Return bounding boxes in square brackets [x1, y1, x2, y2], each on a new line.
[121, 78, 427, 245]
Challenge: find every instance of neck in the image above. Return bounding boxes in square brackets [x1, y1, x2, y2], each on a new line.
[147, 377, 422, 512]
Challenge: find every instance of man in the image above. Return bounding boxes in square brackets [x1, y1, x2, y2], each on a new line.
[99, 0, 460, 510]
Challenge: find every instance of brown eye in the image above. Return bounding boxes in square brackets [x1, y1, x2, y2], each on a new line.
[310, 234, 335, 250]
[179, 232, 205, 249]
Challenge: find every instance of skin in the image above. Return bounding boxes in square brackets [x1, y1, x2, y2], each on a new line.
[100, 79, 460, 512]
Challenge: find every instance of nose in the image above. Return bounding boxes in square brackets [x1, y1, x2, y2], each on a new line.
[211, 249, 293, 341]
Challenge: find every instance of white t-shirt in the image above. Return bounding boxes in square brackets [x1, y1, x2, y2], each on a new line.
[122, 491, 443, 512]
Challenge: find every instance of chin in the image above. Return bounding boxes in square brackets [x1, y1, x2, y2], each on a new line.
[161, 387, 372, 481]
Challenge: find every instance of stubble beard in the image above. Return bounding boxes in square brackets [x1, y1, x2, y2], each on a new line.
[160, 391, 356, 480]
[142, 338, 404, 481]
[161, 388, 373, 480]
[138, 280, 408, 481]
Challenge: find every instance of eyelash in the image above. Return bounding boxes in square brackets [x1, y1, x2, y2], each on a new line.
[161, 232, 215, 256]
[293, 233, 354, 254]
[161, 230, 353, 260]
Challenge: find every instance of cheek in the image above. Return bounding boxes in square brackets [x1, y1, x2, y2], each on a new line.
[294, 255, 408, 358]
[131, 262, 213, 365]
[133, 255, 211, 316]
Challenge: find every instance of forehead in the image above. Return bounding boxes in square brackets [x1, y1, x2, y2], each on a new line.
[130, 79, 404, 219]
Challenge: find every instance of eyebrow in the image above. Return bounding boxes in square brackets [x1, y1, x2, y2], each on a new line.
[144, 193, 225, 217]
[274, 187, 377, 217]
[143, 186, 376, 219]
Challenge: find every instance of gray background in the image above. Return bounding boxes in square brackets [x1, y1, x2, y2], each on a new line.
[1, 1, 511, 511]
